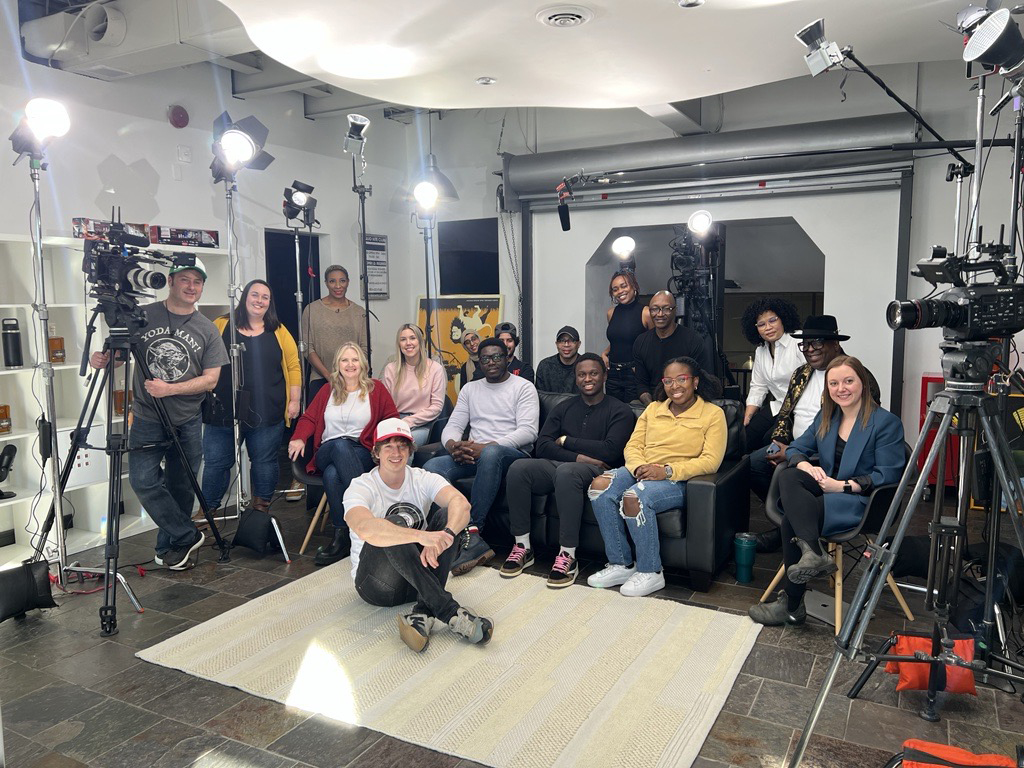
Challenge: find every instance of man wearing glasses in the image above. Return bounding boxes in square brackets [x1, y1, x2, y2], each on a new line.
[750, 315, 880, 552]
[535, 325, 582, 394]
[424, 337, 540, 575]
[632, 291, 714, 405]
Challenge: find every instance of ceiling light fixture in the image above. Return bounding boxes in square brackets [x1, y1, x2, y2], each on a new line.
[536, 5, 594, 28]
[476, 76, 497, 85]
[210, 111, 274, 184]
[794, 18, 844, 77]
[678, 0, 705, 7]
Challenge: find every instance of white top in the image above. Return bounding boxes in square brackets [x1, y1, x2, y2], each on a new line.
[343, 466, 451, 578]
[322, 392, 372, 442]
[746, 333, 805, 416]
[440, 374, 539, 449]
[792, 368, 826, 441]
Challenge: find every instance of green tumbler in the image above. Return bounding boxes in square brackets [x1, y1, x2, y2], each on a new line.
[734, 532, 757, 583]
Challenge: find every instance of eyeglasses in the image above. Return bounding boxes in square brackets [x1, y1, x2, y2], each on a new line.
[479, 353, 507, 363]
[798, 340, 826, 352]
[557, 338, 577, 344]
[650, 306, 675, 316]
[755, 316, 780, 330]
[661, 374, 694, 387]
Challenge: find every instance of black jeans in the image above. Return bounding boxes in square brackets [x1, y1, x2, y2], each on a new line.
[744, 404, 777, 452]
[353, 505, 460, 623]
[606, 366, 637, 404]
[505, 459, 603, 548]
[777, 466, 826, 603]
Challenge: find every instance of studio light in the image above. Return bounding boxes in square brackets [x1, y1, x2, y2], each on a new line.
[9, 98, 69, 162]
[284, 180, 317, 227]
[611, 235, 636, 258]
[794, 18, 844, 77]
[413, 181, 439, 211]
[210, 111, 274, 184]
[407, 111, 459, 205]
[687, 209, 714, 238]
[964, 8, 1024, 74]
[342, 113, 370, 155]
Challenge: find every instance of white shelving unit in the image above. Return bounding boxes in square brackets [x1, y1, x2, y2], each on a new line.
[0, 233, 229, 569]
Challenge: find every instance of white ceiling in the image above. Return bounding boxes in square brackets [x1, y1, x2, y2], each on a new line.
[217, 0, 971, 110]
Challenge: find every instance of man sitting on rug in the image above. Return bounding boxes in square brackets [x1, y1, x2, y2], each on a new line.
[345, 418, 494, 652]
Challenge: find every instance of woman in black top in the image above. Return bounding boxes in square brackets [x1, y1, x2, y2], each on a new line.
[603, 270, 652, 403]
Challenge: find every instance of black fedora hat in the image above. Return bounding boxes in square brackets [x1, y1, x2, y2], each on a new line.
[790, 315, 849, 342]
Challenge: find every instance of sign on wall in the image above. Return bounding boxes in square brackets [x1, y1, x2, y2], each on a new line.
[366, 234, 389, 299]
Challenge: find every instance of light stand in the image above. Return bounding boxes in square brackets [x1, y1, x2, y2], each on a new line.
[343, 114, 375, 374]
[412, 184, 441, 358]
[10, 99, 71, 586]
[283, 180, 318, 411]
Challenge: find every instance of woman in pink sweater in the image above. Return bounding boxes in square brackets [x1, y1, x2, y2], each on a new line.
[381, 324, 446, 445]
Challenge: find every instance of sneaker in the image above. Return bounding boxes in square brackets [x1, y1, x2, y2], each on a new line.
[451, 531, 495, 576]
[546, 551, 578, 588]
[285, 479, 304, 502]
[619, 571, 666, 597]
[448, 607, 493, 645]
[164, 530, 205, 571]
[499, 544, 534, 578]
[748, 591, 806, 626]
[398, 611, 432, 652]
[587, 563, 636, 589]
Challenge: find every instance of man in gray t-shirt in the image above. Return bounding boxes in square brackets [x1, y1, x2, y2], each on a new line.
[90, 261, 228, 570]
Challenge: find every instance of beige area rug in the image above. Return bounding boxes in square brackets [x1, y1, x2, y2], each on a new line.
[138, 563, 761, 768]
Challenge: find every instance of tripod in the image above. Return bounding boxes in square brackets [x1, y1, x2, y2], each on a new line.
[32, 307, 229, 636]
[790, 341, 1024, 766]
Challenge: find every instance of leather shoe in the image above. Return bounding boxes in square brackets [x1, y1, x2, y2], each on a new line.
[315, 528, 350, 566]
[754, 527, 782, 554]
[748, 591, 806, 626]
[786, 537, 837, 585]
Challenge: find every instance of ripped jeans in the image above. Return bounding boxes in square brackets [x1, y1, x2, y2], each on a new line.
[588, 466, 686, 574]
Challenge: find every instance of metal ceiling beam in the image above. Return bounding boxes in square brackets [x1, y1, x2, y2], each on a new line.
[231, 57, 332, 97]
[303, 89, 388, 119]
[212, 52, 262, 75]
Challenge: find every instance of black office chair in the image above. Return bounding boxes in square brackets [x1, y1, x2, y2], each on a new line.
[426, 396, 454, 444]
[291, 437, 330, 555]
[757, 443, 916, 633]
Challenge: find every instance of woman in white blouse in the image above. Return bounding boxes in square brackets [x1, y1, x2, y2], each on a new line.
[740, 298, 804, 450]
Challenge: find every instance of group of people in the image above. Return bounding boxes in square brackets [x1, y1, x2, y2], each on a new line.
[106, 257, 905, 652]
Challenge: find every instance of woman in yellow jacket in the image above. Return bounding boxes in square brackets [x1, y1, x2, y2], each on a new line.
[202, 279, 301, 513]
[587, 356, 727, 597]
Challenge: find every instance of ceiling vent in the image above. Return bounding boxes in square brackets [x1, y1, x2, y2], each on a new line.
[536, 6, 594, 28]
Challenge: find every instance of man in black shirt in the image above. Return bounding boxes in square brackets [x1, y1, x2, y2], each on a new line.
[534, 325, 581, 394]
[500, 354, 636, 588]
[632, 291, 713, 404]
[495, 321, 535, 383]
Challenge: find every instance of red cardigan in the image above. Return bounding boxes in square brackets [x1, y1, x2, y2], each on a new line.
[292, 380, 398, 474]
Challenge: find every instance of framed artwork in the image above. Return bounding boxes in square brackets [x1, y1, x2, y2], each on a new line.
[416, 295, 503, 404]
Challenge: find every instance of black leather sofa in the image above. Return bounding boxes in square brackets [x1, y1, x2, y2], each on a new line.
[416, 391, 750, 591]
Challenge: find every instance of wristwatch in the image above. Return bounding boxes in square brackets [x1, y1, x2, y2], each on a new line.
[843, 481, 853, 494]
[664, 464, 673, 480]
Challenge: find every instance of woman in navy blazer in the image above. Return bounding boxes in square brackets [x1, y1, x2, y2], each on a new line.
[748, 355, 905, 626]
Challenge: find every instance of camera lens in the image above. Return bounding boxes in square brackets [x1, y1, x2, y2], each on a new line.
[886, 298, 961, 331]
[886, 300, 919, 330]
[125, 267, 166, 292]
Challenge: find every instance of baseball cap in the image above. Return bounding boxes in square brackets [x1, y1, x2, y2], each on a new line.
[495, 321, 518, 338]
[169, 257, 207, 280]
[556, 325, 580, 342]
[375, 418, 414, 444]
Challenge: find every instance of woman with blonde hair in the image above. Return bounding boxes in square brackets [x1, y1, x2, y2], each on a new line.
[748, 355, 905, 626]
[381, 324, 446, 445]
[289, 342, 398, 565]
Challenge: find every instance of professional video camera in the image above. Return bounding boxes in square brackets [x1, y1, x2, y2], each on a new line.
[886, 248, 1024, 342]
[81, 219, 194, 329]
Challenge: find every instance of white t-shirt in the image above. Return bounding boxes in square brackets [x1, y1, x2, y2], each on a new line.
[792, 368, 826, 442]
[322, 392, 372, 442]
[343, 466, 451, 578]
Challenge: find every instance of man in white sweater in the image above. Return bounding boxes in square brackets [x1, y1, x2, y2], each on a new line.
[423, 337, 540, 575]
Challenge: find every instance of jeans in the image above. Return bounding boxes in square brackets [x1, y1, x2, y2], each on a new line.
[744, 404, 777, 452]
[128, 415, 204, 556]
[354, 505, 460, 622]
[589, 466, 685, 574]
[399, 414, 431, 448]
[606, 366, 637, 404]
[422, 443, 528, 528]
[506, 459, 602, 548]
[201, 421, 285, 507]
[316, 437, 374, 526]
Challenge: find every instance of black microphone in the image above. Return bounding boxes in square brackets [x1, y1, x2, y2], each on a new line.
[558, 202, 571, 231]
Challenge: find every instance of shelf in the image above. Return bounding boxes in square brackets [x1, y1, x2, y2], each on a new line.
[39, 236, 229, 258]
[0, 485, 42, 507]
[0, 363, 83, 376]
[0, 418, 104, 442]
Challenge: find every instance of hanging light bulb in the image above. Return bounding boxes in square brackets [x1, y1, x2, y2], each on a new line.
[414, 181, 439, 211]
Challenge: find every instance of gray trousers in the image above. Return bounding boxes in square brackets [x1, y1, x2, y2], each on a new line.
[506, 459, 603, 548]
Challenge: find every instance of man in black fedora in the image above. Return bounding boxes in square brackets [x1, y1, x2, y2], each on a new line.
[749, 315, 880, 552]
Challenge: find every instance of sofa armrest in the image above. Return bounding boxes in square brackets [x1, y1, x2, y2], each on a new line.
[683, 456, 750, 576]
[413, 442, 445, 468]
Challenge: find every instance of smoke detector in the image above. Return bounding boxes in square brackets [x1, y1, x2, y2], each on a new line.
[536, 6, 595, 28]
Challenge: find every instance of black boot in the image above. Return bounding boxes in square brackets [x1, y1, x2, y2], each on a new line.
[786, 538, 837, 584]
[754, 527, 782, 554]
[315, 528, 350, 566]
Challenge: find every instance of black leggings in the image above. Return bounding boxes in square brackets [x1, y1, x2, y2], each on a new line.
[777, 466, 826, 605]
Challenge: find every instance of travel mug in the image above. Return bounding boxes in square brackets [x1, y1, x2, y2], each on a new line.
[2, 318, 23, 368]
[734, 532, 757, 584]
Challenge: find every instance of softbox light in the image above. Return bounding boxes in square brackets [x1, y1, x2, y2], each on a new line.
[964, 9, 1024, 70]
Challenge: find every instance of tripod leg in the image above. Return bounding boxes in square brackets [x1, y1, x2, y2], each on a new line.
[114, 572, 143, 613]
[847, 635, 895, 699]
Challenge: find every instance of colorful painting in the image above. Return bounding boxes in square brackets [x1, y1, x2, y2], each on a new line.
[417, 295, 503, 403]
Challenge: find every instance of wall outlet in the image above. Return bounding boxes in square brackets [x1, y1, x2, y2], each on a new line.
[176, 144, 192, 163]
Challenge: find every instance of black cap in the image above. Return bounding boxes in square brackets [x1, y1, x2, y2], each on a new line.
[556, 325, 580, 342]
[495, 321, 518, 338]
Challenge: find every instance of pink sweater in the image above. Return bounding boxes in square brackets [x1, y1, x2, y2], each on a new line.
[381, 359, 446, 428]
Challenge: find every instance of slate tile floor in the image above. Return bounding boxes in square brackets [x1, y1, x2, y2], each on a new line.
[2, 484, 1022, 768]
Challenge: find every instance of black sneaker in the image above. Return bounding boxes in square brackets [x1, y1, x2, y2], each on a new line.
[164, 530, 205, 571]
[546, 551, 578, 588]
[448, 607, 493, 645]
[398, 611, 432, 652]
[499, 544, 534, 578]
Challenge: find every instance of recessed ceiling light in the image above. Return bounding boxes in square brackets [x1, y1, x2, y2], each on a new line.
[679, 0, 705, 7]
[476, 76, 497, 85]
[536, 5, 594, 28]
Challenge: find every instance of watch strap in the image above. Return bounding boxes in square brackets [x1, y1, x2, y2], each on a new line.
[444, 527, 458, 538]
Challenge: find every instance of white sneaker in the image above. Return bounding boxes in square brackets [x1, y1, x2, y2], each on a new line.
[620, 571, 666, 597]
[587, 563, 636, 588]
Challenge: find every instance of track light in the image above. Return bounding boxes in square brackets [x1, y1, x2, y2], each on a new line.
[210, 111, 274, 183]
[343, 113, 370, 155]
[611, 236, 636, 259]
[795, 18, 844, 77]
[687, 210, 714, 238]
[9, 98, 69, 163]
[284, 180, 317, 226]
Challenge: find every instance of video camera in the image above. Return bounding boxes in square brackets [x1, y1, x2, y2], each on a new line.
[886, 248, 1024, 342]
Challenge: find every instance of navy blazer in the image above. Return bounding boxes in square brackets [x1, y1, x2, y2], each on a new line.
[785, 406, 906, 536]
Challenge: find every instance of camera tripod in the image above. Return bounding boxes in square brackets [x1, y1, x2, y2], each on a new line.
[790, 342, 1024, 767]
[32, 307, 229, 636]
